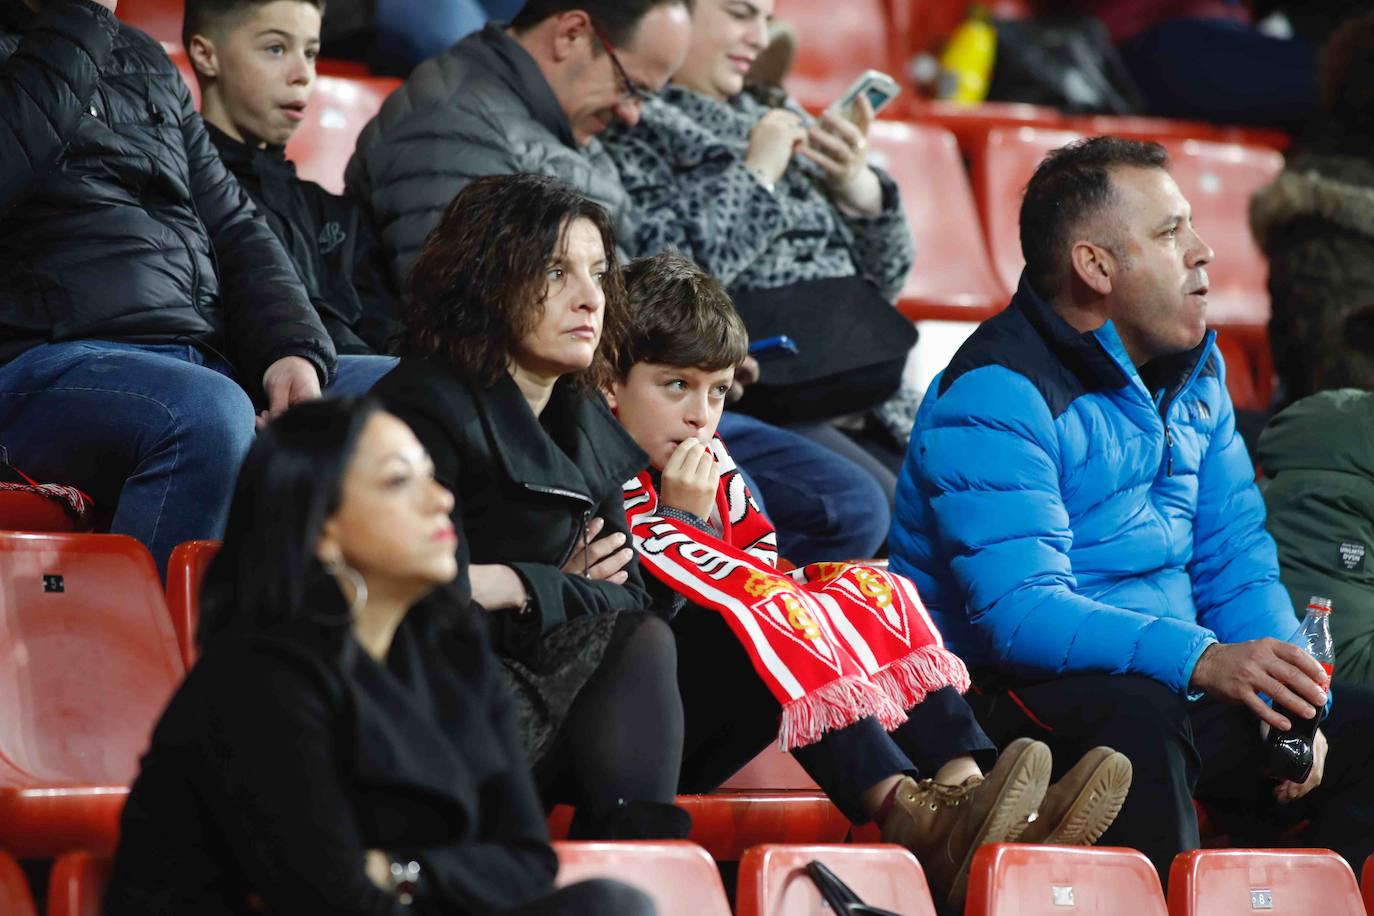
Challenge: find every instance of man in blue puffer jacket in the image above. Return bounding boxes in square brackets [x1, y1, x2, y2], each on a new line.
[890, 136, 1374, 882]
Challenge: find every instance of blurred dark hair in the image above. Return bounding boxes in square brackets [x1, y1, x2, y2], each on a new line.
[619, 252, 747, 376]
[1319, 10, 1374, 134]
[197, 397, 378, 648]
[1020, 135, 1170, 299]
[403, 173, 628, 393]
[509, 0, 690, 47]
[182, 0, 323, 48]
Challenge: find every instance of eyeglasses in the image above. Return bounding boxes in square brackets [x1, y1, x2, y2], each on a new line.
[590, 22, 655, 106]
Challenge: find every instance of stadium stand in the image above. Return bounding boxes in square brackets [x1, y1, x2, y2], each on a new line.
[282, 74, 404, 194]
[47, 852, 111, 916]
[0, 850, 37, 916]
[0, 533, 184, 858]
[736, 843, 938, 916]
[164, 539, 220, 668]
[1167, 849, 1365, 916]
[965, 843, 1169, 915]
[551, 841, 732, 916]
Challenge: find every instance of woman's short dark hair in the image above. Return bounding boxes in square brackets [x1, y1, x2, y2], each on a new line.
[197, 397, 380, 648]
[404, 173, 628, 393]
[1020, 136, 1170, 299]
[618, 252, 748, 376]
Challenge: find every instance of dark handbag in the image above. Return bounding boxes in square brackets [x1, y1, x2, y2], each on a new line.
[729, 276, 917, 424]
[986, 15, 1145, 115]
[806, 860, 906, 916]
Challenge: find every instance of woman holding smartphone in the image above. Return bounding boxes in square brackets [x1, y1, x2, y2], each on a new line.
[601, 0, 918, 497]
[106, 398, 654, 915]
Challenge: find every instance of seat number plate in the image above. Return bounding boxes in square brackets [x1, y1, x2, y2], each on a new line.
[1051, 885, 1075, 906]
[1251, 889, 1274, 909]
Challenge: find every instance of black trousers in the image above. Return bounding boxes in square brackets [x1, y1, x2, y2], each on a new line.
[966, 673, 1374, 885]
[673, 605, 996, 822]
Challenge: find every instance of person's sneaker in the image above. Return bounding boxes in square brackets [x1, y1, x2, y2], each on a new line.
[1016, 746, 1132, 846]
[880, 737, 1052, 912]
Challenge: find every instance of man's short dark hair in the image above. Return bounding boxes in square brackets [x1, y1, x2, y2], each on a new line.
[1020, 136, 1170, 299]
[183, 0, 324, 48]
[509, 0, 691, 47]
[619, 252, 748, 377]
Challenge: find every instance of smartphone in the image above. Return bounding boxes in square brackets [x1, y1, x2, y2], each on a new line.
[748, 335, 800, 357]
[831, 69, 901, 121]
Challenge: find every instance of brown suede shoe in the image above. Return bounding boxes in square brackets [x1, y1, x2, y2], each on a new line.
[881, 737, 1052, 912]
[1016, 746, 1132, 846]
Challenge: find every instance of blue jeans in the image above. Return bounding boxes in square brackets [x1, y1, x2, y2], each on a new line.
[0, 341, 396, 576]
[718, 412, 890, 565]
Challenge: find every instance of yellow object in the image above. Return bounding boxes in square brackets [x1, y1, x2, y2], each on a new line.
[938, 9, 996, 104]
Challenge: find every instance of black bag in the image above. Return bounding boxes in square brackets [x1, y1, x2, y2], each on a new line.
[806, 860, 906, 916]
[730, 276, 917, 424]
[986, 15, 1145, 115]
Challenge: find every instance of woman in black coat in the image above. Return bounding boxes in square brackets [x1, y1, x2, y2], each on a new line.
[372, 174, 688, 840]
[105, 398, 655, 915]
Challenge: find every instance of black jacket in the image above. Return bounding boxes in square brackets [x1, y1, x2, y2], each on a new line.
[374, 359, 654, 654]
[106, 587, 557, 915]
[206, 122, 401, 355]
[0, 0, 335, 392]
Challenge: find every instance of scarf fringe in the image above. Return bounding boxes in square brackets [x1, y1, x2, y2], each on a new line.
[872, 645, 972, 711]
[777, 674, 908, 751]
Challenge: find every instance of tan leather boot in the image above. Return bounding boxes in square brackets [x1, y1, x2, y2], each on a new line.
[880, 737, 1052, 912]
[1016, 746, 1132, 846]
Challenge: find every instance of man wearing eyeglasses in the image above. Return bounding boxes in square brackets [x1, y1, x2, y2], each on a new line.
[347, 0, 691, 289]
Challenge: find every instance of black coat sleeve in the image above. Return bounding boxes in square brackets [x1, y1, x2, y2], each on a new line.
[174, 74, 336, 390]
[413, 629, 558, 912]
[187, 656, 410, 916]
[346, 201, 404, 354]
[0, 0, 115, 218]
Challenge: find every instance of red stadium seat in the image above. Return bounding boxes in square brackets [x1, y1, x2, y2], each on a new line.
[552, 841, 732, 916]
[908, 99, 1067, 150]
[720, 745, 818, 790]
[1069, 115, 1290, 153]
[737, 843, 938, 916]
[1214, 333, 1265, 413]
[1361, 853, 1374, 916]
[164, 539, 220, 668]
[47, 853, 112, 916]
[969, 125, 1086, 294]
[1159, 139, 1283, 329]
[1168, 848, 1364, 916]
[889, 0, 1032, 64]
[284, 75, 401, 194]
[965, 844, 1168, 915]
[0, 532, 185, 858]
[118, 0, 184, 44]
[775, 0, 904, 113]
[0, 851, 36, 916]
[868, 119, 1008, 321]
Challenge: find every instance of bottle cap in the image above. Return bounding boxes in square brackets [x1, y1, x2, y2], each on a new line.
[1307, 596, 1333, 613]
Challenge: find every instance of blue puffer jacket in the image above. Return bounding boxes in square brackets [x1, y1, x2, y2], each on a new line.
[890, 278, 1296, 695]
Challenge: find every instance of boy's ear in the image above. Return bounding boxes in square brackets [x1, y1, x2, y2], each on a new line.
[603, 381, 621, 410]
[187, 33, 221, 81]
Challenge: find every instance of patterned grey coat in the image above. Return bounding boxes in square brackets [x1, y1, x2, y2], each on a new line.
[602, 85, 914, 302]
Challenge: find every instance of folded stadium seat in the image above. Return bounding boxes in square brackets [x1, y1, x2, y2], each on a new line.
[1068, 115, 1290, 153]
[774, 0, 905, 114]
[283, 75, 403, 193]
[1362, 853, 1374, 915]
[1214, 333, 1263, 414]
[552, 841, 732, 916]
[1168, 848, 1364, 916]
[719, 744, 818, 791]
[966, 843, 1168, 915]
[969, 125, 1086, 294]
[866, 119, 1009, 322]
[0, 850, 37, 916]
[1159, 139, 1284, 332]
[117, 0, 183, 44]
[47, 852, 111, 916]
[0, 532, 185, 858]
[737, 843, 938, 916]
[164, 539, 220, 669]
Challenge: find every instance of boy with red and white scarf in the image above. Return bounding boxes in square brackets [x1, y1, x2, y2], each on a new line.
[609, 253, 1132, 911]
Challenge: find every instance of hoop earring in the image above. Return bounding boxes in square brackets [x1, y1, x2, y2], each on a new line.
[324, 556, 369, 619]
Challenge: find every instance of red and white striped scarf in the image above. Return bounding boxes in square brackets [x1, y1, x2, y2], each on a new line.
[623, 437, 969, 749]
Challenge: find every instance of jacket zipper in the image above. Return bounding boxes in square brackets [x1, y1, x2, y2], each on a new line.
[524, 483, 595, 570]
[1155, 333, 1215, 478]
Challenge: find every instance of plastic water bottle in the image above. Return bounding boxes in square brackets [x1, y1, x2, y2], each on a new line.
[936, 8, 996, 104]
[1264, 597, 1334, 783]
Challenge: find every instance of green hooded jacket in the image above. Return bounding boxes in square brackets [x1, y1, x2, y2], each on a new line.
[1260, 389, 1374, 686]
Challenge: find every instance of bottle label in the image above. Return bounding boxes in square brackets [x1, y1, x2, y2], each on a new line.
[1339, 541, 1366, 570]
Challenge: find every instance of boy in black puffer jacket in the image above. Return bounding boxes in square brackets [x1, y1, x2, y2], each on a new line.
[0, 0, 395, 576]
